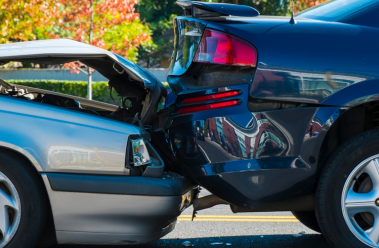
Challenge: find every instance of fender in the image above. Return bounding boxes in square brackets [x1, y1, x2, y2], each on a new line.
[299, 78, 379, 168]
[0, 141, 43, 171]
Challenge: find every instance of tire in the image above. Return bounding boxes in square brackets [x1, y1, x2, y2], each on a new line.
[291, 211, 322, 233]
[316, 130, 379, 248]
[0, 151, 48, 248]
[36, 210, 57, 248]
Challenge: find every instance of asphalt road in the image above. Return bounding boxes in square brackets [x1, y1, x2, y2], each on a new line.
[53, 190, 332, 248]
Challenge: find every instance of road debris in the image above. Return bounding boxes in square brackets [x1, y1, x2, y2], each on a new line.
[182, 241, 194, 247]
[293, 231, 306, 237]
[210, 242, 223, 245]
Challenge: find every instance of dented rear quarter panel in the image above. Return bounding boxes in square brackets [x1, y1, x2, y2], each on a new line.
[169, 16, 379, 103]
[207, 16, 379, 103]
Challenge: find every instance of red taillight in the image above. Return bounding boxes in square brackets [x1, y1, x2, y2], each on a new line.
[193, 28, 257, 67]
[178, 100, 239, 114]
[182, 90, 240, 104]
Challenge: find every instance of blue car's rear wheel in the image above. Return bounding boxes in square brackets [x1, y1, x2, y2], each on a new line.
[316, 130, 379, 248]
[0, 151, 48, 248]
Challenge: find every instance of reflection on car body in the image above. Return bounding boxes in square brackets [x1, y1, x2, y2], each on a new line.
[201, 113, 287, 162]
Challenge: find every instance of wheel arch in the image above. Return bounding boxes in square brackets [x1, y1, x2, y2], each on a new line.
[0, 145, 57, 246]
[317, 101, 379, 174]
[0, 141, 43, 171]
[306, 78, 379, 173]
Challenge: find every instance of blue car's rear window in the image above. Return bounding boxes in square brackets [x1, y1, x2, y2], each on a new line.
[297, 0, 379, 22]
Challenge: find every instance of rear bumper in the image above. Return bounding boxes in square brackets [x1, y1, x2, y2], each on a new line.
[195, 159, 315, 209]
[42, 173, 198, 245]
[165, 84, 321, 209]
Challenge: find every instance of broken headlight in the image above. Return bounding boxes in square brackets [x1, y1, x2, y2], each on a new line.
[132, 137, 151, 166]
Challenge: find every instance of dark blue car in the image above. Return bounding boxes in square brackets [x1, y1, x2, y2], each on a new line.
[160, 1, 379, 247]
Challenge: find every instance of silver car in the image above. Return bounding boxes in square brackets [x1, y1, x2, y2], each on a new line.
[0, 39, 197, 248]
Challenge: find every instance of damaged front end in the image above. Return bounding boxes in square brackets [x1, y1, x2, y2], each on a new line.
[0, 39, 201, 245]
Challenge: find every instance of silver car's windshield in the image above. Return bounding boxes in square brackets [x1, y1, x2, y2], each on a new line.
[297, 0, 379, 21]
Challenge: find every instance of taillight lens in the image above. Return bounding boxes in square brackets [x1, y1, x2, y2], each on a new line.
[182, 90, 240, 104]
[178, 100, 240, 114]
[193, 28, 257, 67]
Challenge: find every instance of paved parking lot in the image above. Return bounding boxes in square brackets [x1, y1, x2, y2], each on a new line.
[54, 191, 332, 248]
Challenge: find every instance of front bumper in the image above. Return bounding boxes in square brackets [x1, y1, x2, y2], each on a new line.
[42, 173, 198, 245]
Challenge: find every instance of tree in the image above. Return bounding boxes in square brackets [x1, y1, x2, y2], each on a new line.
[50, 0, 151, 62]
[135, 0, 182, 66]
[136, 0, 182, 39]
[292, 0, 328, 13]
[0, 0, 58, 44]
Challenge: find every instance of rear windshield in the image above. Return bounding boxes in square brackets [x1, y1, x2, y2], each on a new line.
[297, 0, 379, 21]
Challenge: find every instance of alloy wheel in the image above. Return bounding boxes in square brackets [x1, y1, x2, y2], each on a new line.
[0, 171, 21, 248]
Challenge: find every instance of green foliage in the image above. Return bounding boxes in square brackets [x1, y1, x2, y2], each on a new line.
[103, 20, 153, 62]
[136, 0, 182, 26]
[8, 80, 123, 105]
[136, 0, 182, 63]
[8, 80, 171, 106]
[0, 0, 58, 44]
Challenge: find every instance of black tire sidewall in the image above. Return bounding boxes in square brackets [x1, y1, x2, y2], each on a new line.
[291, 211, 321, 233]
[317, 131, 379, 248]
[0, 152, 47, 248]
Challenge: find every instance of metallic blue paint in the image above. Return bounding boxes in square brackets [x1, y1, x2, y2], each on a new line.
[165, 4, 379, 209]
[166, 84, 320, 208]
[190, 2, 260, 17]
[167, 17, 207, 77]
[205, 17, 379, 104]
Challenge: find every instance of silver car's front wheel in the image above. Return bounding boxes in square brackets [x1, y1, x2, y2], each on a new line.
[342, 155, 379, 247]
[0, 151, 49, 248]
[0, 171, 21, 248]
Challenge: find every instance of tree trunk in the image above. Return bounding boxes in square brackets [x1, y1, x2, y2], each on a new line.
[87, 67, 92, 100]
[89, 0, 94, 44]
[87, 0, 94, 100]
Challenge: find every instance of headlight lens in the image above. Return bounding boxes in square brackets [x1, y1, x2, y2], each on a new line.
[132, 138, 151, 166]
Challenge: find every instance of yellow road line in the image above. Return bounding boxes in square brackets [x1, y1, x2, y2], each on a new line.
[177, 218, 299, 222]
[177, 215, 299, 222]
[179, 215, 297, 219]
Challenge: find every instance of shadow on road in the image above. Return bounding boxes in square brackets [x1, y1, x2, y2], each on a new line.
[54, 234, 331, 248]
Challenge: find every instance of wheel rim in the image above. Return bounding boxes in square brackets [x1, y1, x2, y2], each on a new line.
[0, 171, 21, 248]
[342, 154, 379, 247]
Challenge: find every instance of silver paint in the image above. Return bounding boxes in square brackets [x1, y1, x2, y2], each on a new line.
[0, 96, 142, 174]
[42, 174, 182, 245]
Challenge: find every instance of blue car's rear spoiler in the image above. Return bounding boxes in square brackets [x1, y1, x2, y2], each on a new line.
[176, 1, 260, 18]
